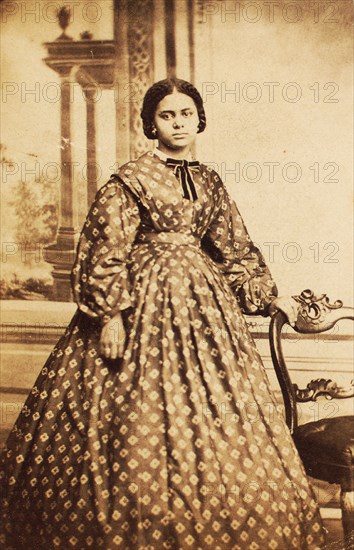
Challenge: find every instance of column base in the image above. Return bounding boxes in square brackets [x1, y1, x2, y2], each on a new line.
[44, 227, 80, 302]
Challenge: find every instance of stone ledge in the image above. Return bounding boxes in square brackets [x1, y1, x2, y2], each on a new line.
[1, 301, 353, 343]
[0, 300, 77, 326]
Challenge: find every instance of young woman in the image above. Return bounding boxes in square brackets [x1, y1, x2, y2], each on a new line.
[1, 79, 325, 549]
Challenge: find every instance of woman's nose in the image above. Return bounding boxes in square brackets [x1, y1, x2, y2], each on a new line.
[173, 117, 184, 128]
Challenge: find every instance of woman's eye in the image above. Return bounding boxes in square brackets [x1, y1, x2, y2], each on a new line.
[161, 114, 171, 120]
[182, 111, 192, 117]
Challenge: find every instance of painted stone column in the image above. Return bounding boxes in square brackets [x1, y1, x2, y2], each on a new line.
[43, 35, 115, 301]
[44, 66, 80, 301]
[114, 0, 154, 163]
[84, 86, 98, 209]
[114, 0, 131, 167]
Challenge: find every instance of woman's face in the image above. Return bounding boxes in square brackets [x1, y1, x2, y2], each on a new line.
[153, 90, 199, 152]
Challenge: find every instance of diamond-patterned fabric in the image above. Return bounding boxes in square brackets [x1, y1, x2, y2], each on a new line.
[0, 152, 325, 549]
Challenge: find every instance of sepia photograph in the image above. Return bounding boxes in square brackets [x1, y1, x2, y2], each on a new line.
[0, 0, 353, 548]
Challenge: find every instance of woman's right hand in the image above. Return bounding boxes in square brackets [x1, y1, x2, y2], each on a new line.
[100, 312, 126, 360]
[268, 296, 300, 327]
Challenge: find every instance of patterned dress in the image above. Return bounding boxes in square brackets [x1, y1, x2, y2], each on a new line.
[0, 151, 325, 550]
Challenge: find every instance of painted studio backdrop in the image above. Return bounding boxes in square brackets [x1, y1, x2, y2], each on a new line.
[1, 0, 353, 302]
[0, 0, 353, 526]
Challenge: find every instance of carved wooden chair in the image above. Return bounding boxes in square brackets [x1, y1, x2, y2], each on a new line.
[269, 289, 354, 542]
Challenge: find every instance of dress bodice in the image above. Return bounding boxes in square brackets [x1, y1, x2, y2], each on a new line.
[115, 151, 221, 238]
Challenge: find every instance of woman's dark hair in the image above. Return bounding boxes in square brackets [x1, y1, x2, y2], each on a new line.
[141, 78, 206, 139]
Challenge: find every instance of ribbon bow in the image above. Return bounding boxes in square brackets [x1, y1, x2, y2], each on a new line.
[166, 158, 200, 201]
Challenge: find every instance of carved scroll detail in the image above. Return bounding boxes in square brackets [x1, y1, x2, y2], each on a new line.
[294, 378, 354, 402]
[291, 289, 353, 333]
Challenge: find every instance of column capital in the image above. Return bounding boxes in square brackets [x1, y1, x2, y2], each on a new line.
[43, 40, 115, 87]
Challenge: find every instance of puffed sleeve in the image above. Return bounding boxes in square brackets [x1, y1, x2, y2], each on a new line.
[71, 176, 141, 324]
[201, 171, 278, 316]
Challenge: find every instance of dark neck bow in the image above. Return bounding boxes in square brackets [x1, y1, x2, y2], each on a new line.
[166, 158, 200, 201]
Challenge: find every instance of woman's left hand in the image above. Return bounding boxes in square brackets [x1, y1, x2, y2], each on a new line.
[268, 296, 300, 327]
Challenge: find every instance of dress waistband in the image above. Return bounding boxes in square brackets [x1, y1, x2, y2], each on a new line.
[134, 231, 201, 247]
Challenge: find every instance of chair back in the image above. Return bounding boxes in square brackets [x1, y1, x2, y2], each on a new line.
[269, 289, 354, 433]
